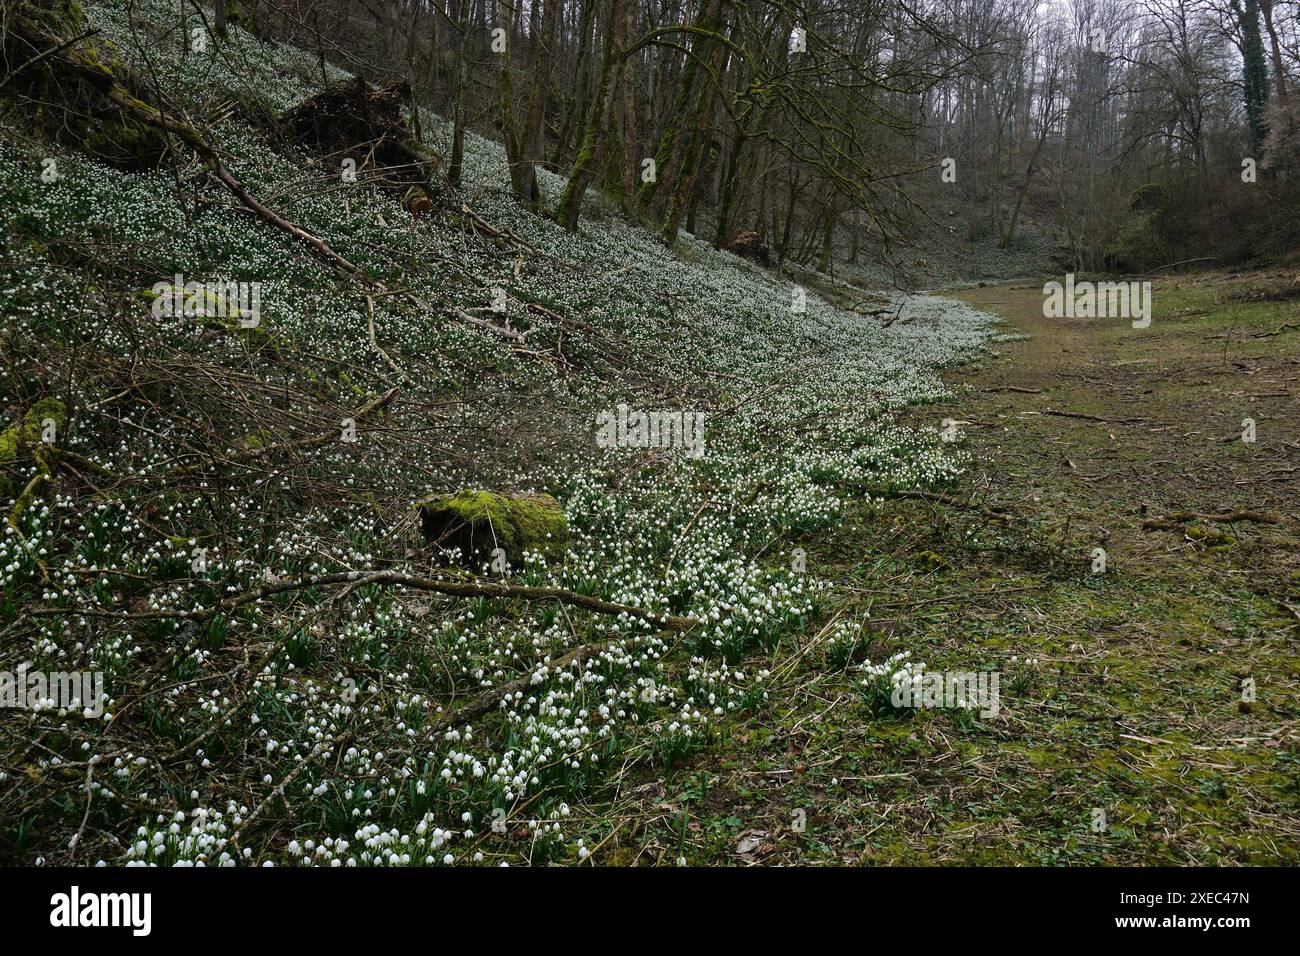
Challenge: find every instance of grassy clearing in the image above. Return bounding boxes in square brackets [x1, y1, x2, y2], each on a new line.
[585, 272, 1300, 866]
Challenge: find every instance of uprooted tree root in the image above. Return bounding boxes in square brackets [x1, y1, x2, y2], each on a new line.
[278, 77, 441, 209]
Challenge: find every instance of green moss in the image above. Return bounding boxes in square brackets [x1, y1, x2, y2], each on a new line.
[1184, 523, 1233, 547]
[5, 2, 170, 168]
[1129, 182, 1165, 212]
[231, 429, 272, 452]
[0, 398, 66, 498]
[914, 549, 945, 570]
[418, 490, 568, 559]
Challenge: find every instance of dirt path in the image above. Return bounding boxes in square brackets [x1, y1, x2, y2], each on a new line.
[601, 273, 1300, 866]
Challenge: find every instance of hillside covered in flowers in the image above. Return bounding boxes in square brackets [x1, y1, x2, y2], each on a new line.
[0, 0, 1003, 866]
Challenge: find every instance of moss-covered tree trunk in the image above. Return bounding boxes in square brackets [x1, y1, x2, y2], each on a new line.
[644, 0, 731, 243]
[1, 0, 171, 168]
[552, 0, 599, 168]
[635, 0, 726, 220]
[447, 0, 470, 187]
[658, 15, 730, 244]
[554, 0, 626, 231]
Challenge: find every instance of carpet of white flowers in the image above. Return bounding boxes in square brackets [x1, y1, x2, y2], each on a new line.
[0, 0, 997, 865]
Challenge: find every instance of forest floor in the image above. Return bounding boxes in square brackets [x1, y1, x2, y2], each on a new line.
[593, 269, 1300, 865]
[6, 1, 1297, 867]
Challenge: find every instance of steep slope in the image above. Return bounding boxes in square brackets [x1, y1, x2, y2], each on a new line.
[0, 0, 998, 865]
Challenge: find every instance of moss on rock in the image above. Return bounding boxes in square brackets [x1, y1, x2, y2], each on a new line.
[418, 490, 567, 559]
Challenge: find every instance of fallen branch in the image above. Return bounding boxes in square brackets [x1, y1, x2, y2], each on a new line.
[100, 83, 379, 285]
[201, 569, 695, 632]
[1128, 257, 1222, 277]
[448, 306, 527, 342]
[460, 203, 541, 256]
[848, 484, 1016, 521]
[366, 296, 409, 380]
[94, 62, 531, 356]
[525, 300, 597, 333]
[428, 638, 605, 735]
[169, 387, 398, 478]
[228, 744, 325, 850]
[1142, 510, 1278, 531]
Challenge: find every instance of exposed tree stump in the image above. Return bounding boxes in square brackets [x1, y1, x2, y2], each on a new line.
[418, 490, 568, 560]
[278, 77, 441, 206]
[725, 229, 771, 265]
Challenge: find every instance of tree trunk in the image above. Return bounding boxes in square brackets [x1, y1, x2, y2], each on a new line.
[516, 0, 560, 209]
[1259, 0, 1288, 104]
[659, 0, 731, 242]
[497, 0, 533, 205]
[448, 0, 470, 187]
[618, 0, 639, 211]
[637, 0, 725, 222]
[555, 0, 626, 230]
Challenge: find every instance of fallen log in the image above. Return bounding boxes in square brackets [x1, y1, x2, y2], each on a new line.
[1142, 510, 1278, 531]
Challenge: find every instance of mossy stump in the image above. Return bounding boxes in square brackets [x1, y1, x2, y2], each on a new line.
[1, 397, 66, 499]
[418, 491, 567, 560]
[4, 1, 172, 168]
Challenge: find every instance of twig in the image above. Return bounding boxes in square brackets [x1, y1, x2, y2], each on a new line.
[168, 387, 398, 477]
[365, 296, 409, 380]
[847, 484, 1017, 521]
